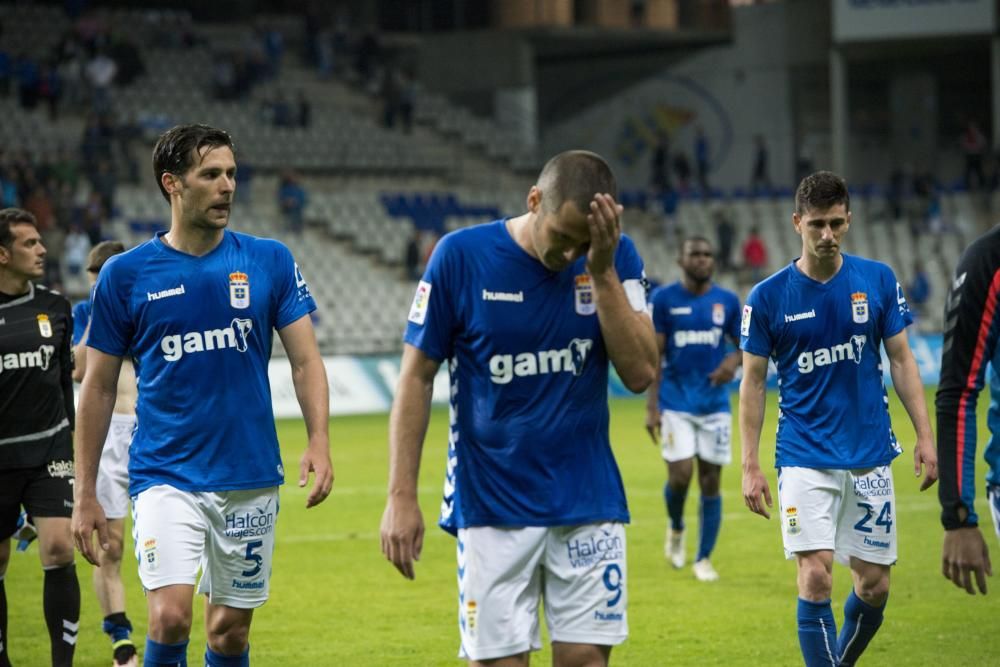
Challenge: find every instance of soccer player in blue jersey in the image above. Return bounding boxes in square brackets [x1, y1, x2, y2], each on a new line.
[72, 241, 138, 666]
[645, 237, 740, 581]
[71, 125, 334, 667]
[380, 150, 658, 666]
[739, 171, 937, 667]
[936, 224, 1000, 595]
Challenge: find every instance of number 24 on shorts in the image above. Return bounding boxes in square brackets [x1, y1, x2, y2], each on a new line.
[854, 502, 892, 534]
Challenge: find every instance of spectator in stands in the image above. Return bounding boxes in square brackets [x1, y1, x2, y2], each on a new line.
[908, 261, 931, 320]
[742, 226, 768, 285]
[23, 186, 56, 232]
[15, 52, 40, 110]
[381, 66, 402, 129]
[278, 171, 308, 235]
[85, 48, 117, 114]
[751, 134, 771, 194]
[404, 230, 421, 281]
[886, 167, 907, 222]
[64, 221, 91, 284]
[356, 28, 381, 91]
[271, 91, 294, 128]
[673, 150, 692, 195]
[296, 90, 312, 128]
[714, 208, 734, 273]
[960, 119, 987, 191]
[38, 64, 62, 121]
[651, 132, 671, 197]
[89, 159, 117, 215]
[81, 191, 105, 246]
[399, 69, 415, 134]
[0, 47, 11, 97]
[0, 168, 19, 208]
[695, 126, 710, 193]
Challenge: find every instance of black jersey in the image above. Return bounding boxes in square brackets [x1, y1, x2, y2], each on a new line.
[0, 283, 75, 469]
[936, 225, 1000, 528]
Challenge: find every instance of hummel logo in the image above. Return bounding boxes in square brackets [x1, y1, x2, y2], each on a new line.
[147, 284, 186, 302]
[784, 310, 816, 323]
[482, 289, 523, 303]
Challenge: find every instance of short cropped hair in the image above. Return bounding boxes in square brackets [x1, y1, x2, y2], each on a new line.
[679, 235, 712, 257]
[87, 240, 126, 273]
[795, 171, 850, 215]
[0, 208, 38, 249]
[536, 151, 617, 214]
[152, 124, 235, 202]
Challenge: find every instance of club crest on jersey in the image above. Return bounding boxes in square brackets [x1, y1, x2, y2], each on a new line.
[36, 313, 53, 338]
[575, 274, 595, 316]
[712, 303, 725, 326]
[851, 292, 868, 324]
[229, 271, 250, 309]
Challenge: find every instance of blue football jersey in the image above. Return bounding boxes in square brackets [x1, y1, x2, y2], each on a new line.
[740, 254, 912, 469]
[87, 230, 316, 495]
[650, 282, 740, 415]
[405, 220, 645, 534]
[71, 299, 91, 346]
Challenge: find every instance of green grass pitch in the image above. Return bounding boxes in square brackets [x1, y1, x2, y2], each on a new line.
[6, 388, 1000, 665]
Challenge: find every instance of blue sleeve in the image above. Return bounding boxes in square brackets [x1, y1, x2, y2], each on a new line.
[739, 286, 773, 358]
[650, 287, 670, 335]
[880, 264, 913, 339]
[403, 234, 459, 362]
[271, 242, 316, 330]
[71, 300, 91, 346]
[88, 256, 134, 357]
[615, 235, 644, 282]
[726, 292, 741, 342]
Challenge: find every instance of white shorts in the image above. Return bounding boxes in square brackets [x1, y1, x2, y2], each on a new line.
[660, 410, 732, 465]
[96, 413, 134, 519]
[455, 523, 628, 661]
[778, 466, 897, 566]
[988, 484, 1000, 539]
[131, 484, 279, 608]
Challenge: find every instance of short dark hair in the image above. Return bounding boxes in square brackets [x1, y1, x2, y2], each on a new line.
[795, 171, 850, 215]
[680, 235, 712, 257]
[0, 208, 38, 249]
[152, 124, 235, 202]
[87, 240, 126, 273]
[537, 150, 617, 214]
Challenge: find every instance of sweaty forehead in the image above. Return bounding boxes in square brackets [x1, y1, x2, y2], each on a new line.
[192, 145, 235, 171]
[800, 204, 849, 223]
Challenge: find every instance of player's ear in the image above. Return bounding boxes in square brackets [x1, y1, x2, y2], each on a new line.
[161, 172, 181, 198]
[792, 213, 802, 234]
[527, 186, 542, 214]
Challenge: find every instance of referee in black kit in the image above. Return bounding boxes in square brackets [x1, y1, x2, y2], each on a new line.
[0, 208, 80, 667]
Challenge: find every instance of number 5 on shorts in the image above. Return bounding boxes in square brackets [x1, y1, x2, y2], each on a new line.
[242, 540, 264, 577]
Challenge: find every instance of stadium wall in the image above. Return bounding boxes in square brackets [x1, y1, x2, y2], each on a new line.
[269, 333, 946, 418]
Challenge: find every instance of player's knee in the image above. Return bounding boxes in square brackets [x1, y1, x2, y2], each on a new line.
[698, 471, 721, 496]
[798, 564, 833, 599]
[150, 604, 193, 640]
[38, 539, 75, 568]
[207, 624, 250, 655]
[856, 575, 890, 606]
[668, 461, 694, 488]
[99, 537, 125, 565]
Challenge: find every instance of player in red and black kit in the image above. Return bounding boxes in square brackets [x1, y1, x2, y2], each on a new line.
[0, 208, 80, 666]
[936, 224, 1000, 596]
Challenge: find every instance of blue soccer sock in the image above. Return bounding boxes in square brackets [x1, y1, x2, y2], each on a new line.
[144, 637, 188, 667]
[102, 612, 133, 643]
[797, 598, 837, 667]
[836, 590, 886, 666]
[696, 494, 722, 561]
[205, 644, 249, 666]
[664, 483, 686, 531]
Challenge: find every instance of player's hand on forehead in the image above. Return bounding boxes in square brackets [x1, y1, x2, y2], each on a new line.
[586, 193, 622, 276]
